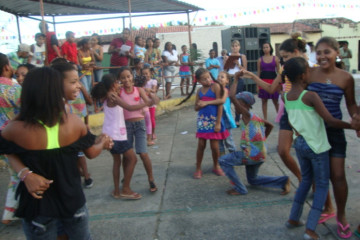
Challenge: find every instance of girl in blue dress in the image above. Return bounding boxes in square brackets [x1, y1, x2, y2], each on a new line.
[193, 68, 229, 179]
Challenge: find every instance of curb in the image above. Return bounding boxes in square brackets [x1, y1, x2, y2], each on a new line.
[88, 95, 196, 130]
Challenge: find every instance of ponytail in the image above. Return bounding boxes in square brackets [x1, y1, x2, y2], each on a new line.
[280, 32, 307, 53]
[91, 74, 116, 101]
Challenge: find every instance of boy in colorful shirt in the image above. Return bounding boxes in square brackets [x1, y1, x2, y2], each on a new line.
[219, 74, 290, 195]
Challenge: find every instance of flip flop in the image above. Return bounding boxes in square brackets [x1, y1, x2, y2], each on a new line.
[149, 181, 158, 192]
[212, 168, 225, 176]
[119, 192, 142, 200]
[193, 170, 202, 179]
[111, 192, 121, 199]
[336, 218, 352, 239]
[226, 189, 241, 196]
[318, 213, 335, 224]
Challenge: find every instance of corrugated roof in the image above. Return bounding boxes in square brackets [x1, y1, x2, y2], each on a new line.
[0, 0, 203, 16]
[251, 22, 322, 34]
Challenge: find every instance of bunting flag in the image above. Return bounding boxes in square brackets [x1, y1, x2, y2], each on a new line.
[0, 0, 359, 40]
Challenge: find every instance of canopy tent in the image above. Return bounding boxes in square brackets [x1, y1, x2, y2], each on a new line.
[0, 0, 203, 46]
[0, 0, 202, 16]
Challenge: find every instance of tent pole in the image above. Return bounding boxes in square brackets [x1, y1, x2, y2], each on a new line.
[128, 0, 132, 30]
[16, 15, 22, 43]
[122, 17, 125, 30]
[52, 16, 56, 32]
[39, 0, 48, 65]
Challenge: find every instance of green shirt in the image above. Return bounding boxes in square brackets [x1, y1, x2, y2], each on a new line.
[284, 90, 331, 154]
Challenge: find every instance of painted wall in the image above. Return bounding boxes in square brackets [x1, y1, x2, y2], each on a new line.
[320, 23, 359, 72]
[156, 26, 228, 62]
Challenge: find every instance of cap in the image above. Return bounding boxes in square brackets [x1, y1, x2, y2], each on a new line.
[18, 43, 31, 54]
[236, 91, 255, 106]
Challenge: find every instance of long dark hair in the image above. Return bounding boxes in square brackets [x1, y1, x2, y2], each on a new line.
[18, 67, 65, 126]
[177, 68, 224, 106]
[91, 74, 116, 101]
[282, 57, 308, 83]
[260, 42, 274, 56]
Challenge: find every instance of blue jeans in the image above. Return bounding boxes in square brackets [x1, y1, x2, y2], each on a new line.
[93, 69, 103, 83]
[289, 136, 330, 231]
[219, 128, 236, 153]
[219, 151, 288, 194]
[80, 75, 92, 94]
[22, 205, 91, 240]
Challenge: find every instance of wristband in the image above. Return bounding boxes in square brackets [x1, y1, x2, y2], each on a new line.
[21, 171, 33, 182]
[17, 167, 29, 178]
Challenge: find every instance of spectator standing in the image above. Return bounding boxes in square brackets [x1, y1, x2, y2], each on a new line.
[28, 33, 46, 67]
[161, 42, 179, 99]
[217, 49, 228, 72]
[90, 33, 104, 83]
[7, 44, 32, 70]
[108, 28, 134, 75]
[206, 49, 221, 80]
[61, 31, 78, 64]
[39, 21, 61, 64]
[339, 41, 352, 72]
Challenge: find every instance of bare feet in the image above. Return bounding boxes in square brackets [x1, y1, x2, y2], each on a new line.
[1, 220, 12, 225]
[147, 140, 155, 146]
[281, 178, 291, 195]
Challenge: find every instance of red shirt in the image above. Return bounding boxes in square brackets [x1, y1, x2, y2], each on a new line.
[46, 31, 59, 64]
[61, 41, 78, 64]
[110, 38, 133, 66]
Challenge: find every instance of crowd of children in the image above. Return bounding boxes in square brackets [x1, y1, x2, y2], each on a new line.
[2, 25, 360, 239]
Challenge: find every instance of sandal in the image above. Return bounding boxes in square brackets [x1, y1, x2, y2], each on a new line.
[318, 212, 335, 224]
[212, 168, 225, 176]
[336, 218, 352, 239]
[149, 181, 158, 192]
[193, 170, 202, 179]
[226, 189, 241, 196]
[119, 192, 142, 200]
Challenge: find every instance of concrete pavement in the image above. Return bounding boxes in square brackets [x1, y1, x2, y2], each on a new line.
[1, 77, 360, 240]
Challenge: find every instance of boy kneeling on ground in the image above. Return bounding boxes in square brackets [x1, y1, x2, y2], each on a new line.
[219, 71, 290, 195]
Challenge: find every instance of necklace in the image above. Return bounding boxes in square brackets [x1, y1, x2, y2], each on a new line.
[326, 78, 332, 84]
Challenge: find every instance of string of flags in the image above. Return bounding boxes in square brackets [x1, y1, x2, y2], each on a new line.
[1, 1, 359, 41]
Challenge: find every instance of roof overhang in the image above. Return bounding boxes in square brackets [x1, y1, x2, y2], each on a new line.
[0, 0, 203, 17]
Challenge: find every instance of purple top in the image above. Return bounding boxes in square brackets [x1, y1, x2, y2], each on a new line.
[260, 56, 276, 72]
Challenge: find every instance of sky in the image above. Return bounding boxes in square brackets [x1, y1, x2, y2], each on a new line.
[0, 0, 359, 53]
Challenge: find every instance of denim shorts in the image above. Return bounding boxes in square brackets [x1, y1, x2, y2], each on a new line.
[126, 120, 147, 154]
[279, 109, 292, 131]
[22, 205, 91, 240]
[326, 127, 347, 158]
[110, 140, 132, 154]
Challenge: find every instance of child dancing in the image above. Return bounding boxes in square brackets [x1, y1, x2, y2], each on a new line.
[92, 74, 152, 199]
[282, 57, 352, 240]
[219, 72, 290, 195]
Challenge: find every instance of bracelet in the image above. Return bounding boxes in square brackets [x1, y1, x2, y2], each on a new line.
[17, 167, 29, 178]
[21, 171, 33, 182]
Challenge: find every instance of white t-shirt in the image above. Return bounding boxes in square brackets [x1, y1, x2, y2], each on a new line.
[162, 50, 178, 62]
[102, 100, 127, 141]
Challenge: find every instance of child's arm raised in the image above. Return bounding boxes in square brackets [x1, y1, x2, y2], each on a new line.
[263, 119, 274, 138]
[229, 72, 251, 124]
[240, 70, 282, 94]
[80, 82, 93, 105]
[303, 91, 351, 129]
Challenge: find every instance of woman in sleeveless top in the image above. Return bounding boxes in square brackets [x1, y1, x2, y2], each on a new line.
[307, 37, 357, 238]
[0, 67, 112, 239]
[78, 38, 95, 94]
[257, 42, 280, 120]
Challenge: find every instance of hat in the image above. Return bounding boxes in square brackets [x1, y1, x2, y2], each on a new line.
[18, 44, 31, 54]
[236, 91, 255, 106]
